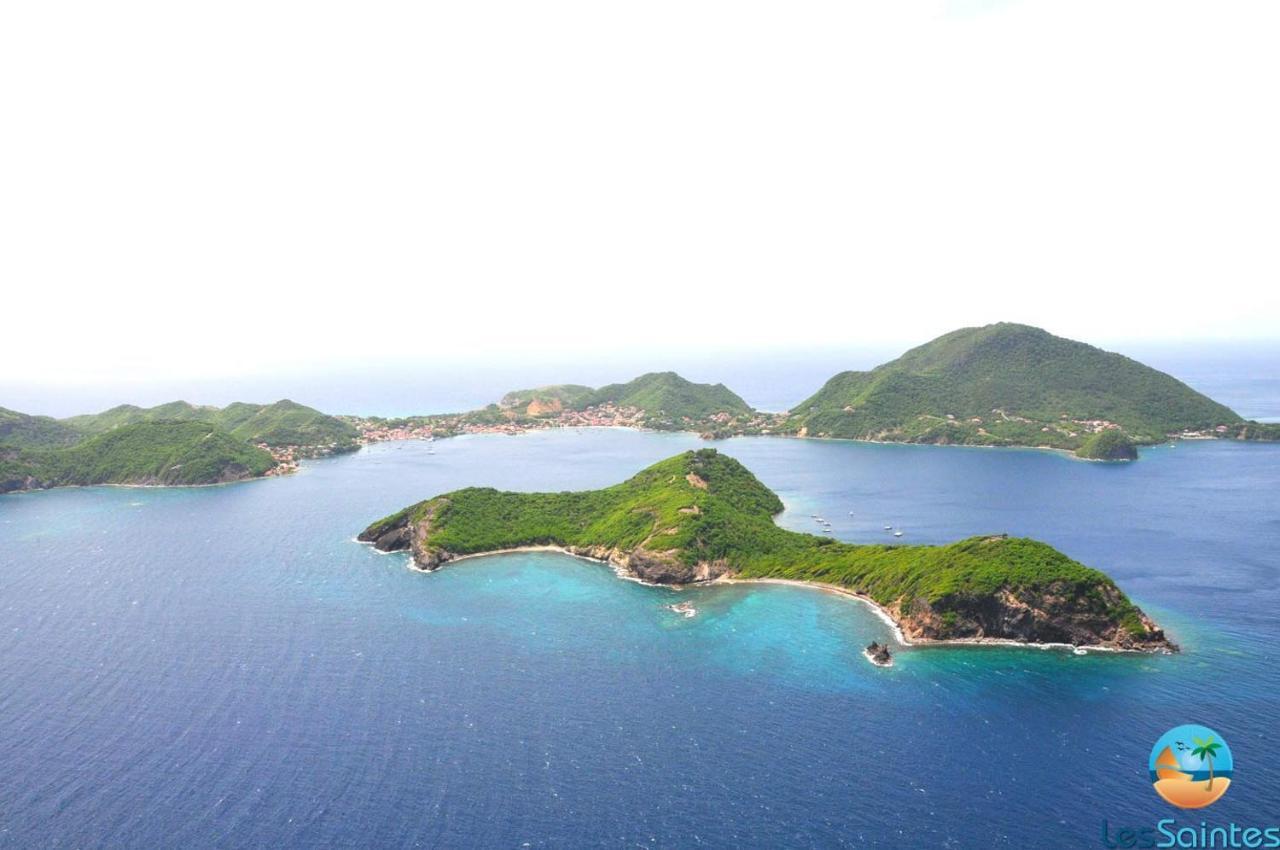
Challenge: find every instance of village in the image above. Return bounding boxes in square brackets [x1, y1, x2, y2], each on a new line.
[346, 403, 780, 446]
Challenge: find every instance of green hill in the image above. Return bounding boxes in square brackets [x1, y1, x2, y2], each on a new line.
[360, 449, 1173, 651]
[579, 372, 753, 420]
[0, 407, 83, 450]
[63, 401, 215, 432]
[1, 398, 357, 493]
[1076, 430, 1139, 461]
[479, 372, 757, 431]
[65, 399, 357, 451]
[4, 421, 274, 490]
[214, 400, 359, 448]
[786, 323, 1241, 448]
[499, 385, 595, 416]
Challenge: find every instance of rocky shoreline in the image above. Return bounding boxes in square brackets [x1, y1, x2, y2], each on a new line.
[356, 534, 1177, 656]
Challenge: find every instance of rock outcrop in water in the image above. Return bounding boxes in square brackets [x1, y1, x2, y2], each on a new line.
[359, 449, 1176, 653]
[864, 642, 893, 667]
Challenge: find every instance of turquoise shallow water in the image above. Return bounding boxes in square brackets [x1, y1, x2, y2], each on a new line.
[1, 429, 1278, 847]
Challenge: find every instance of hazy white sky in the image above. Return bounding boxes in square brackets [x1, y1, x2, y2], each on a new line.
[3, 0, 1277, 386]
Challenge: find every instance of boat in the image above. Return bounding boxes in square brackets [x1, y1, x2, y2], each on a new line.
[883, 525, 892, 531]
[893, 530, 904, 537]
[666, 601, 697, 619]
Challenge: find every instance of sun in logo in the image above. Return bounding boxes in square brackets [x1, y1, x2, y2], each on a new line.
[1149, 724, 1234, 809]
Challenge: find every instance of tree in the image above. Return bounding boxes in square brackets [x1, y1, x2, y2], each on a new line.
[1190, 735, 1223, 792]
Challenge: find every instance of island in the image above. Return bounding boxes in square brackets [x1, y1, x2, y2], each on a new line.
[358, 449, 1176, 652]
[782, 323, 1254, 452]
[344, 325, 1278, 457]
[0, 399, 358, 493]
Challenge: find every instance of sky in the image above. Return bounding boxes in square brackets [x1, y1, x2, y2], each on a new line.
[2, 0, 1278, 395]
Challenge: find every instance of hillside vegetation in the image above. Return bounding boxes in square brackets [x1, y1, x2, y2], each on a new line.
[1231, 421, 1280, 441]
[786, 323, 1241, 448]
[496, 373, 752, 422]
[579, 372, 753, 420]
[63, 400, 218, 432]
[215, 400, 360, 448]
[499, 385, 595, 415]
[65, 399, 357, 450]
[1075, 430, 1138, 461]
[0, 407, 83, 450]
[2, 422, 274, 490]
[0, 399, 355, 493]
[360, 449, 1173, 650]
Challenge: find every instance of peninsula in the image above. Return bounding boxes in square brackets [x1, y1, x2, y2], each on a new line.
[359, 449, 1175, 652]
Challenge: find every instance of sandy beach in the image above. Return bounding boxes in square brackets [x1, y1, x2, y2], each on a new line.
[362, 542, 1153, 655]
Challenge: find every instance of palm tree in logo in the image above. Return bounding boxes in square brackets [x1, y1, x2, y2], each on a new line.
[1190, 735, 1223, 792]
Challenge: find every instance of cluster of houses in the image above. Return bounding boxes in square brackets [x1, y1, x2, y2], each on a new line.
[353, 420, 445, 442]
[350, 403, 779, 446]
[351, 403, 652, 444]
[259, 444, 300, 476]
[548, 403, 648, 429]
[1176, 425, 1231, 439]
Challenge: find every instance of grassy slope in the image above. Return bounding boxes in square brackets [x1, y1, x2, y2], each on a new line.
[216, 400, 359, 448]
[363, 449, 1153, 639]
[63, 401, 215, 432]
[64, 399, 357, 449]
[26, 421, 275, 486]
[0, 407, 83, 449]
[578, 372, 753, 419]
[788, 323, 1241, 444]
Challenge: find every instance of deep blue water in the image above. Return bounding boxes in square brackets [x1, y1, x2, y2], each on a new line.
[2, 430, 1279, 848]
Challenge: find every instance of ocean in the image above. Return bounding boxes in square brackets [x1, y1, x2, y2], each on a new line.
[2, 427, 1278, 847]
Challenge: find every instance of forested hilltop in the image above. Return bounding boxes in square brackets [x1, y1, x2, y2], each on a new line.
[782, 323, 1263, 451]
[360, 449, 1175, 651]
[64, 399, 358, 449]
[0, 400, 356, 493]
